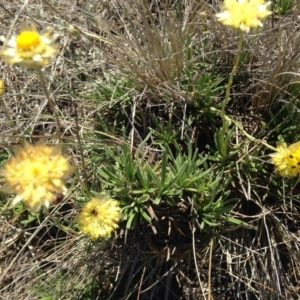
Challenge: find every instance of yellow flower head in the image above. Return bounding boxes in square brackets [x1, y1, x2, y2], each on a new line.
[77, 197, 121, 239]
[216, 0, 272, 32]
[2, 141, 70, 212]
[0, 22, 58, 68]
[270, 141, 300, 178]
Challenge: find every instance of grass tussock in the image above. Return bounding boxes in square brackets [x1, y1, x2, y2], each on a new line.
[1, 0, 300, 299]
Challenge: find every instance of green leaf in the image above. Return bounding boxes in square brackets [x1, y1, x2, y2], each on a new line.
[126, 211, 137, 229]
[140, 208, 152, 222]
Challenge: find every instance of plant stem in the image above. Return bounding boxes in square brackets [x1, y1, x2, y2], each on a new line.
[36, 68, 62, 142]
[216, 30, 277, 152]
[44, 207, 80, 236]
[221, 30, 244, 131]
[224, 112, 276, 151]
[211, 107, 277, 151]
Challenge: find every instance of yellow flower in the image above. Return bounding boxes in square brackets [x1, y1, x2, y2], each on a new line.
[0, 22, 58, 68]
[216, 0, 272, 32]
[2, 141, 70, 212]
[77, 197, 121, 239]
[0, 80, 5, 95]
[270, 141, 300, 178]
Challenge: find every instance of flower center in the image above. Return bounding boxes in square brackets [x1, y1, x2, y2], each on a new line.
[29, 165, 41, 177]
[16, 31, 41, 51]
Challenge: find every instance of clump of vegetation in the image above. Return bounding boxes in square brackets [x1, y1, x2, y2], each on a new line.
[1, 0, 300, 299]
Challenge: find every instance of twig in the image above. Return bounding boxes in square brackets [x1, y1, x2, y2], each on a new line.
[192, 217, 206, 299]
[208, 238, 214, 300]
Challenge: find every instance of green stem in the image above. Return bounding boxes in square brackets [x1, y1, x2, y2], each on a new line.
[225, 115, 276, 151]
[216, 29, 277, 152]
[36, 68, 62, 142]
[221, 30, 244, 130]
[44, 207, 80, 236]
[212, 108, 276, 151]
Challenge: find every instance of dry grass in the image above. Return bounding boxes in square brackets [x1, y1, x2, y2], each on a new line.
[1, 0, 300, 299]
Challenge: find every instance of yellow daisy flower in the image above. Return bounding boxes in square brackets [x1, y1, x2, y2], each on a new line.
[270, 141, 300, 178]
[2, 141, 70, 212]
[216, 0, 272, 32]
[77, 197, 121, 239]
[0, 22, 58, 68]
